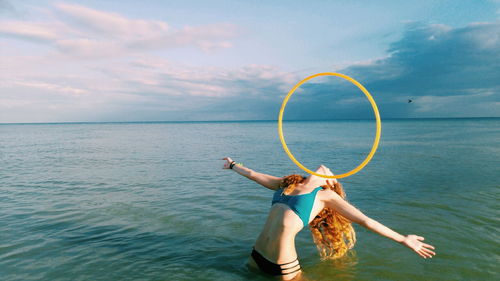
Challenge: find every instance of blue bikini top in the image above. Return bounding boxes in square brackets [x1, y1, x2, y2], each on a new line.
[271, 186, 323, 227]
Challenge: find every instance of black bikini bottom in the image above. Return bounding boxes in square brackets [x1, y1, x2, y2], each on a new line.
[251, 247, 301, 276]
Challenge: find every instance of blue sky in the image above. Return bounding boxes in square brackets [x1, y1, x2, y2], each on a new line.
[0, 0, 499, 122]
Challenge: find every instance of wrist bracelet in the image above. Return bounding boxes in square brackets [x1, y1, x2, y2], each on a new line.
[229, 161, 236, 169]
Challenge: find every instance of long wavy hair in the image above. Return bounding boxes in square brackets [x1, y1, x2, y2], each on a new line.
[280, 174, 356, 259]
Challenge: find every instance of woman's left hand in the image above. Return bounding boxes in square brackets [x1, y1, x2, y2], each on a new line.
[317, 165, 337, 184]
[222, 157, 234, 169]
[401, 235, 436, 259]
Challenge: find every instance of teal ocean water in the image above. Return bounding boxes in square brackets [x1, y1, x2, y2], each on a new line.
[0, 118, 498, 281]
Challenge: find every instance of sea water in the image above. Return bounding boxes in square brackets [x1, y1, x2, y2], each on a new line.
[0, 118, 498, 281]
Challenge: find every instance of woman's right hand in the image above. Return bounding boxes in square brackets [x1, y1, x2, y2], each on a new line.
[401, 235, 436, 259]
[222, 157, 234, 169]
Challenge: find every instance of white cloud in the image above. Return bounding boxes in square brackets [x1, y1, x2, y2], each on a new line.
[0, 2, 257, 122]
[0, 50, 297, 122]
[415, 93, 481, 113]
[0, 2, 239, 59]
[12, 81, 88, 95]
[55, 38, 124, 59]
[1, 3, 498, 122]
[278, 22, 500, 119]
[94, 59, 295, 98]
[54, 2, 170, 39]
[0, 21, 59, 41]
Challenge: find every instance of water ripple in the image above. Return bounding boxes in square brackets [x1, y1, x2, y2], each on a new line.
[1, 120, 499, 280]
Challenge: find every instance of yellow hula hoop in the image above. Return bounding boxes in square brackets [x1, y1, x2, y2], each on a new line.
[278, 72, 381, 179]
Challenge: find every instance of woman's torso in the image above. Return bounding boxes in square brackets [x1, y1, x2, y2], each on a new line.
[253, 183, 327, 263]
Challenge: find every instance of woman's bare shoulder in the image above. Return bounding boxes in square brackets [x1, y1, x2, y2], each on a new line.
[317, 188, 340, 201]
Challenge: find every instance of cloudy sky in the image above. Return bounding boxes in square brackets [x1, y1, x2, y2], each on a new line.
[1, 0, 499, 123]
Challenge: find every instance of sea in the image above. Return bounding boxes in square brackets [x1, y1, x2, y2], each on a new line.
[0, 118, 498, 281]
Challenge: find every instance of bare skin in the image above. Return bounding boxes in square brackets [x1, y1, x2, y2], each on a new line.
[223, 157, 436, 280]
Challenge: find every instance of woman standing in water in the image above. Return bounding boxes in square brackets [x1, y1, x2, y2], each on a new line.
[222, 157, 435, 280]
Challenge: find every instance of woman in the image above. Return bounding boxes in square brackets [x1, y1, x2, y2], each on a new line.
[222, 157, 436, 280]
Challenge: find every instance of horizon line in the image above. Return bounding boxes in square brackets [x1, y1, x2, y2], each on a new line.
[0, 116, 498, 125]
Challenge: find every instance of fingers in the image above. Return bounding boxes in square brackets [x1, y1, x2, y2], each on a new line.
[419, 248, 435, 259]
[222, 157, 233, 169]
[416, 243, 436, 259]
[422, 243, 435, 250]
[422, 247, 436, 257]
[222, 157, 233, 163]
[326, 180, 338, 188]
[417, 236, 425, 241]
[422, 244, 436, 256]
[418, 250, 429, 259]
[417, 248, 430, 259]
[416, 250, 427, 259]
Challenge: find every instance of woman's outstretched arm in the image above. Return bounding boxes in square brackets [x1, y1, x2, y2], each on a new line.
[323, 186, 436, 259]
[222, 157, 283, 190]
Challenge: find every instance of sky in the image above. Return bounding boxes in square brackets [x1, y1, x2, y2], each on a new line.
[0, 0, 499, 123]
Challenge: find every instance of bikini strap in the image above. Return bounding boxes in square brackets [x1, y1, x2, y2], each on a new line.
[281, 262, 300, 270]
[277, 258, 298, 266]
[281, 266, 302, 275]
